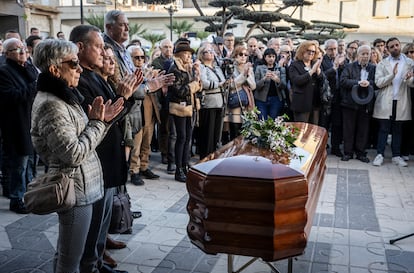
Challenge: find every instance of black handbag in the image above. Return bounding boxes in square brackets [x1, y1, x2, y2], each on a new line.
[108, 186, 133, 234]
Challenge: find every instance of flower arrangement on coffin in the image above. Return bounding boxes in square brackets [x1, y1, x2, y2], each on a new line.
[240, 108, 302, 164]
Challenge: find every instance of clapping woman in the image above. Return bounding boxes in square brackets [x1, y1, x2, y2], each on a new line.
[288, 40, 323, 124]
[31, 39, 124, 272]
[223, 45, 256, 141]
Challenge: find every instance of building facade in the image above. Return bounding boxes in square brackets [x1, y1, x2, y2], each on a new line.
[1, 0, 413, 43]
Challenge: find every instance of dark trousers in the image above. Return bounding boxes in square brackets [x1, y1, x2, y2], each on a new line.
[342, 107, 370, 156]
[376, 100, 403, 157]
[198, 108, 223, 159]
[173, 115, 192, 168]
[159, 107, 176, 163]
[229, 122, 242, 141]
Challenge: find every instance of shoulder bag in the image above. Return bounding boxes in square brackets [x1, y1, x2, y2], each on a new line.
[24, 171, 76, 215]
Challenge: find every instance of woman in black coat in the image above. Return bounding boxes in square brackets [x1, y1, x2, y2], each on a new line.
[289, 40, 324, 124]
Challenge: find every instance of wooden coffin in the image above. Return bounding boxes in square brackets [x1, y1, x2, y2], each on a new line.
[186, 122, 328, 262]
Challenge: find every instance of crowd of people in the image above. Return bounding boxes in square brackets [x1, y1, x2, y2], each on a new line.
[0, 10, 414, 273]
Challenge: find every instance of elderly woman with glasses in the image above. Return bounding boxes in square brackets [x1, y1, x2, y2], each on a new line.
[288, 40, 324, 124]
[31, 39, 124, 273]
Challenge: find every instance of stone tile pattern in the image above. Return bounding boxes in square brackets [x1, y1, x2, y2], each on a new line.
[1, 166, 414, 273]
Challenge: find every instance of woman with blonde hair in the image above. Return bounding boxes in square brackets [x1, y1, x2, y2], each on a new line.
[370, 46, 382, 65]
[288, 40, 324, 124]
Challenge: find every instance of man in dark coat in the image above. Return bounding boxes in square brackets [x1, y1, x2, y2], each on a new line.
[340, 45, 376, 163]
[320, 39, 346, 157]
[70, 24, 140, 273]
[0, 38, 37, 213]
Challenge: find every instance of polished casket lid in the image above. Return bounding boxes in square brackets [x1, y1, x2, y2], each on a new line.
[186, 122, 328, 262]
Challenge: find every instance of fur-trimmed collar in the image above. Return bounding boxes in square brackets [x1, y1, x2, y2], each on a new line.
[37, 72, 84, 106]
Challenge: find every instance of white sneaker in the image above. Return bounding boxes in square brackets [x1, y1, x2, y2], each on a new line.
[402, 155, 410, 161]
[392, 156, 408, 167]
[372, 154, 384, 166]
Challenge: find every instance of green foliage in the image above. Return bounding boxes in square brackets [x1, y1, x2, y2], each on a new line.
[241, 108, 301, 160]
[166, 20, 194, 36]
[85, 13, 104, 32]
[197, 31, 210, 40]
[141, 33, 166, 50]
[129, 23, 147, 38]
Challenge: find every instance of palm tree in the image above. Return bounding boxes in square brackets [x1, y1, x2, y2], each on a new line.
[129, 23, 147, 39]
[166, 20, 194, 37]
[86, 13, 104, 32]
[142, 33, 166, 50]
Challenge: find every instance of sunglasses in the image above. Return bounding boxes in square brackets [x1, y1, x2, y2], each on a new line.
[203, 50, 214, 54]
[306, 50, 316, 55]
[8, 47, 26, 54]
[238, 53, 248, 57]
[133, 55, 145, 60]
[61, 59, 80, 69]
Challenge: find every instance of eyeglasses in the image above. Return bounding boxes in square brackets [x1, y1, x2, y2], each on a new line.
[8, 47, 26, 54]
[133, 55, 145, 60]
[306, 50, 316, 55]
[238, 53, 248, 57]
[61, 59, 80, 69]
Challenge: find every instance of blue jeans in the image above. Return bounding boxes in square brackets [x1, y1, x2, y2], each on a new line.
[256, 96, 284, 120]
[9, 155, 30, 200]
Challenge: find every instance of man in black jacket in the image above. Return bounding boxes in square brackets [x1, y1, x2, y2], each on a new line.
[0, 38, 37, 214]
[339, 45, 376, 163]
[70, 24, 140, 273]
[320, 39, 346, 157]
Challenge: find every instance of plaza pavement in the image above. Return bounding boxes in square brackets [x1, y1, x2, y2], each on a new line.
[1, 147, 414, 273]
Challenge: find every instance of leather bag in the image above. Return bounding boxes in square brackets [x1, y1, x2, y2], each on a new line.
[108, 187, 134, 234]
[24, 172, 76, 215]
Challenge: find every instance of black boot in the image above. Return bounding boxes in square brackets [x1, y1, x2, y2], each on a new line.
[167, 162, 175, 174]
[182, 165, 189, 175]
[174, 167, 186, 183]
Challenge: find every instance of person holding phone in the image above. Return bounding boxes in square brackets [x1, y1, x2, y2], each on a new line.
[288, 40, 324, 124]
[254, 48, 287, 120]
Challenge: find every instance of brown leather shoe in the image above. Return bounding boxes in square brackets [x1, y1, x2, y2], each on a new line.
[103, 250, 117, 268]
[106, 236, 127, 249]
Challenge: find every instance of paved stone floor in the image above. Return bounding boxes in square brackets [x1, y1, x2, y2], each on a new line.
[1, 148, 414, 273]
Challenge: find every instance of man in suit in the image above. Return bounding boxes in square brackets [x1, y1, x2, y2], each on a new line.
[70, 24, 139, 273]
